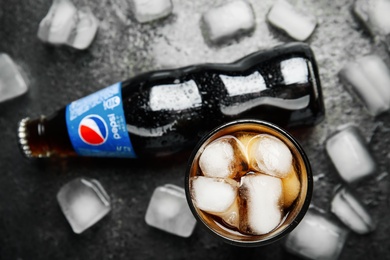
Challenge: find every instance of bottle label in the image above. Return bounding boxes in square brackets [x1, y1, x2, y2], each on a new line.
[65, 82, 136, 157]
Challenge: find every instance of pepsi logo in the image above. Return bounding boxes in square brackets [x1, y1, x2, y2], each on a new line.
[78, 115, 108, 145]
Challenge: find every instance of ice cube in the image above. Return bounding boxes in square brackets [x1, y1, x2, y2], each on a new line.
[339, 55, 390, 116]
[353, 0, 390, 38]
[325, 125, 377, 183]
[248, 134, 293, 178]
[201, 1, 255, 44]
[282, 167, 301, 208]
[145, 184, 196, 237]
[239, 174, 283, 235]
[284, 207, 349, 260]
[38, 0, 77, 45]
[38, 0, 98, 50]
[267, 0, 317, 41]
[67, 7, 99, 50]
[199, 135, 247, 179]
[218, 198, 240, 229]
[130, 0, 173, 23]
[190, 176, 238, 214]
[331, 187, 376, 234]
[0, 53, 28, 103]
[57, 178, 111, 234]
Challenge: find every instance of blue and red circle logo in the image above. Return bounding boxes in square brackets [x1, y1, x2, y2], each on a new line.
[78, 115, 108, 145]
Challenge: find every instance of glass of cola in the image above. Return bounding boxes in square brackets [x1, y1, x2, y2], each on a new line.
[185, 119, 313, 246]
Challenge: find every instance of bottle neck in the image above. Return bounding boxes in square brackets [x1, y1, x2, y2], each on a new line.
[18, 113, 76, 158]
[18, 117, 50, 158]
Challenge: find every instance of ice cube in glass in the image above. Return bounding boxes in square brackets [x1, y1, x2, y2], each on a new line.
[267, 0, 317, 41]
[284, 206, 349, 260]
[0, 53, 28, 103]
[57, 177, 111, 234]
[145, 184, 197, 238]
[331, 186, 376, 234]
[199, 135, 247, 179]
[326, 125, 377, 183]
[239, 174, 283, 235]
[201, 1, 255, 44]
[130, 0, 173, 23]
[339, 55, 390, 116]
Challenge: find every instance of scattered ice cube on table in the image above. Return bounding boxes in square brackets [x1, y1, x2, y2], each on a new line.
[284, 206, 349, 260]
[190, 176, 238, 214]
[353, 0, 390, 49]
[248, 134, 293, 178]
[145, 184, 196, 237]
[325, 125, 377, 183]
[38, 0, 77, 45]
[67, 7, 99, 50]
[130, 0, 173, 23]
[201, 1, 255, 44]
[331, 186, 376, 234]
[239, 174, 283, 235]
[267, 0, 317, 41]
[0, 53, 28, 103]
[199, 136, 247, 179]
[37, 0, 98, 50]
[57, 177, 111, 234]
[339, 55, 390, 116]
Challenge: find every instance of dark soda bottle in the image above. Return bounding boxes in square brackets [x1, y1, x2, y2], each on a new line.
[18, 42, 325, 159]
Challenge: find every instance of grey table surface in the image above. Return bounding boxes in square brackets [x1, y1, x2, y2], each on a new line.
[0, 0, 389, 259]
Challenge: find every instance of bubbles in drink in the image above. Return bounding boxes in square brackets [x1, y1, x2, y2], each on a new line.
[189, 128, 303, 237]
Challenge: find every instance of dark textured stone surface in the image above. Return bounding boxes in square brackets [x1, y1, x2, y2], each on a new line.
[0, 0, 389, 259]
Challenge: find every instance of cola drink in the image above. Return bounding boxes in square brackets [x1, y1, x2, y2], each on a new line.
[185, 119, 313, 246]
[18, 43, 324, 159]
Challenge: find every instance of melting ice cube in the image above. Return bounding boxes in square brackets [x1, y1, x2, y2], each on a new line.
[57, 178, 111, 234]
[267, 0, 317, 41]
[67, 7, 99, 50]
[331, 186, 376, 234]
[0, 53, 28, 103]
[37, 0, 98, 50]
[339, 55, 390, 116]
[130, 0, 173, 23]
[199, 135, 247, 179]
[145, 184, 196, 237]
[201, 1, 255, 44]
[284, 206, 349, 260]
[239, 174, 283, 235]
[353, 0, 390, 39]
[248, 134, 293, 178]
[325, 125, 377, 183]
[190, 176, 238, 214]
[37, 0, 77, 45]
